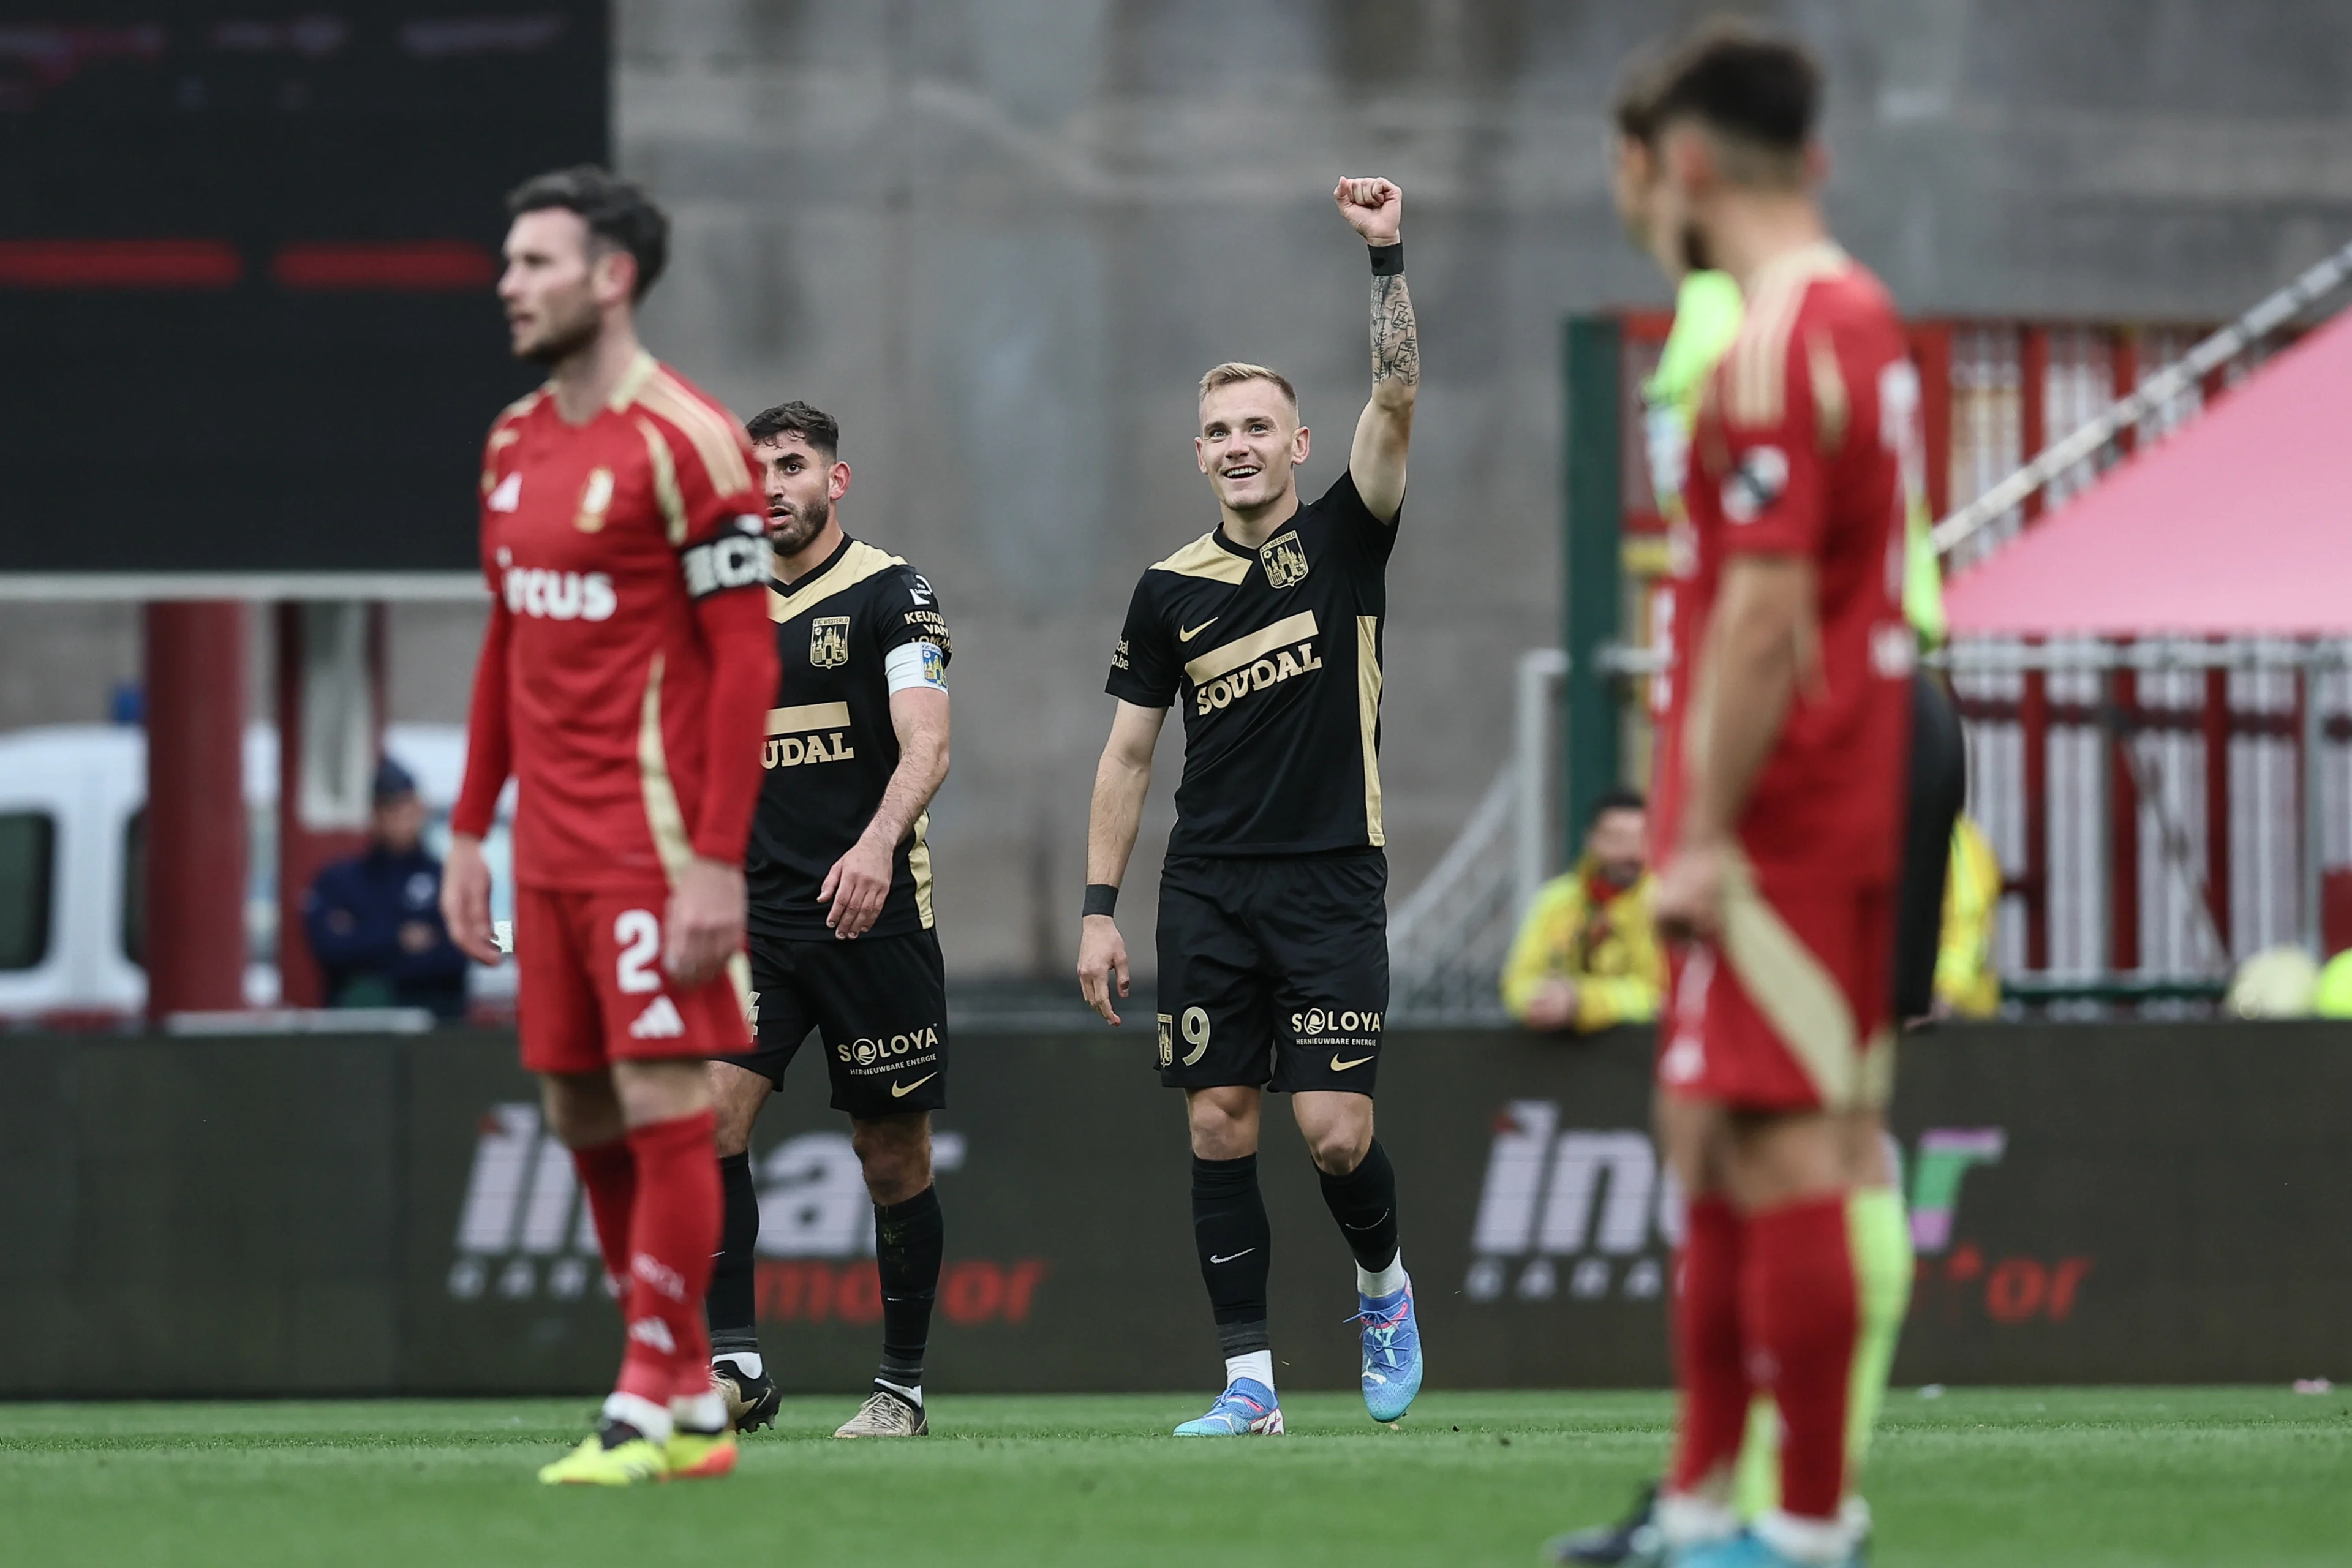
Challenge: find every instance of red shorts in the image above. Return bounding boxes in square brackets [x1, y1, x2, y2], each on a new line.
[1656, 858, 1894, 1113]
[513, 884, 752, 1076]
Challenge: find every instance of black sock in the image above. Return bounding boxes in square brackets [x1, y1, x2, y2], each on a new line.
[1193, 1153, 1272, 1354]
[876, 1185, 944, 1391]
[1317, 1137, 1400, 1276]
[707, 1150, 761, 1359]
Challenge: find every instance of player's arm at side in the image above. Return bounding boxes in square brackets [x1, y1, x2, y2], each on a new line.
[443, 585, 514, 967]
[669, 447, 782, 986]
[1336, 176, 1415, 524]
[1654, 354, 1828, 941]
[1078, 699, 1167, 1027]
[821, 576, 954, 940]
[1082, 577, 1182, 1024]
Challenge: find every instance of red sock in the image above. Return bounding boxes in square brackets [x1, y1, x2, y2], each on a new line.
[570, 1137, 636, 1294]
[614, 1110, 722, 1407]
[1667, 1195, 1751, 1497]
[1744, 1194, 1860, 1521]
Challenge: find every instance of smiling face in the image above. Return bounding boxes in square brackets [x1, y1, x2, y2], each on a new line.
[1194, 379, 1309, 516]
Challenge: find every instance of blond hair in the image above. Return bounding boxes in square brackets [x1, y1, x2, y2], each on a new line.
[1197, 361, 1298, 410]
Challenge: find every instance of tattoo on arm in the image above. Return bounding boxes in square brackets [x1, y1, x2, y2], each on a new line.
[1371, 273, 1420, 388]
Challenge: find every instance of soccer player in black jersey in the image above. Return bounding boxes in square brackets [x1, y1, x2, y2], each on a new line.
[1077, 178, 1423, 1435]
[703, 401, 954, 1440]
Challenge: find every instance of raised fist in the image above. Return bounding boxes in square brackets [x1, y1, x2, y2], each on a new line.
[1333, 177, 1402, 246]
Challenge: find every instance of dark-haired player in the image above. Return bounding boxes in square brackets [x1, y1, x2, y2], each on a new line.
[700, 401, 955, 1441]
[442, 165, 777, 1486]
[1077, 179, 1422, 1436]
[1577, 26, 1913, 1568]
[1551, 34, 1959, 1568]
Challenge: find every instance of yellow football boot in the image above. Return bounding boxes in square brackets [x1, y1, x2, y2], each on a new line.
[663, 1428, 739, 1481]
[537, 1429, 669, 1486]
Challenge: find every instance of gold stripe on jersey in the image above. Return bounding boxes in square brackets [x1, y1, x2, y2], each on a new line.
[1807, 328, 1849, 454]
[1718, 848, 1862, 1109]
[1726, 242, 1848, 429]
[1356, 615, 1385, 847]
[1151, 533, 1252, 584]
[1185, 610, 1321, 685]
[606, 349, 659, 413]
[639, 369, 752, 500]
[636, 417, 690, 545]
[726, 951, 755, 1022]
[909, 809, 935, 928]
[766, 701, 853, 734]
[767, 540, 906, 623]
[636, 652, 693, 887]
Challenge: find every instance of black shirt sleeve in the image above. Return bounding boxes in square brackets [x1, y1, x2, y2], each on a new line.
[1104, 573, 1178, 708]
[1323, 467, 1402, 569]
[874, 565, 954, 665]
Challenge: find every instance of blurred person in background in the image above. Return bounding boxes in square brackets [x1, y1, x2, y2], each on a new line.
[1934, 816, 2002, 1018]
[1501, 787, 1665, 1034]
[303, 756, 467, 1019]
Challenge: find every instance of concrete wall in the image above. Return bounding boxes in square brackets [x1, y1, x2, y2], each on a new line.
[12, 0, 2352, 977]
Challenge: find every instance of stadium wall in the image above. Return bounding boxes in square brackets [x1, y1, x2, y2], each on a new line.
[1, 1023, 2345, 1398]
[13, 2, 2352, 982]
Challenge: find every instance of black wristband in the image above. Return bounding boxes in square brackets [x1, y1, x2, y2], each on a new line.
[1082, 883, 1119, 919]
[1369, 241, 1403, 276]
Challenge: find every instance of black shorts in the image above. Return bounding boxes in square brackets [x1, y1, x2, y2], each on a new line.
[715, 929, 949, 1118]
[1894, 671, 1969, 1022]
[1153, 850, 1389, 1095]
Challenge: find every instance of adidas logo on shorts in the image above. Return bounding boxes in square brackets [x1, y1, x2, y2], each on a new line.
[628, 995, 685, 1040]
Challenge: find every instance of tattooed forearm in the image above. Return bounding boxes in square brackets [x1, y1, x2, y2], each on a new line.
[1371, 272, 1420, 390]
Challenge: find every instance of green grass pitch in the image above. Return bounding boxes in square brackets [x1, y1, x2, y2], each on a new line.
[2, 1389, 2345, 1566]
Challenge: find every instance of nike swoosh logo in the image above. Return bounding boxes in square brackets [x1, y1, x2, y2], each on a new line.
[1178, 617, 1218, 642]
[890, 1073, 938, 1098]
[1209, 1248, 1257, 1264]
[1330, 1054, 1374, 1071]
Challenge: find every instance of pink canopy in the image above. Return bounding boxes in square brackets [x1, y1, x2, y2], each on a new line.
[1944, 307, 2352, 637]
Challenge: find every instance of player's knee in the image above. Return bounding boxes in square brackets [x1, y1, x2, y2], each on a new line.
[1306, 1123, 1371, 1175]
[541, 1072, 622, 1149]
[851, 1117, 931, 1204]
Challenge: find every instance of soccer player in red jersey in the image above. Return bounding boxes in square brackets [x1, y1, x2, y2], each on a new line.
[1630, 29, 1915, 1568]
[439, 166, 778, 1487]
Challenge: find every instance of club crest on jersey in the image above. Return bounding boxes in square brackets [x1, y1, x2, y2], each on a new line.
[1721, 446, 1789, 525]
[1259, 531, 1310, 589]
[810, 616, 851, 669]
[574, 467, 616, 533]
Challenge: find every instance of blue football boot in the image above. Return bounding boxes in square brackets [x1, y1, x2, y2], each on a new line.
[1351, 1279, 1424, 1423]
[1172, 1378, 1284, 1436]
[1672, 1530, 1862, 1568]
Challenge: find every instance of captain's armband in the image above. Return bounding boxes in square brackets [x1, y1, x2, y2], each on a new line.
[680, 515, 769, 600]
[886, 639, 949, 695]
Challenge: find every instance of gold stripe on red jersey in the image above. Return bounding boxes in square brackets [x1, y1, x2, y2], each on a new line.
[638, 368, 752, 500]
[1728, 241, 1847, 429]
[605, 350, 658, 412]
[1807, 328, 1850, 453]
[636, 652, 694, 887]
[636, 417, 690, 545]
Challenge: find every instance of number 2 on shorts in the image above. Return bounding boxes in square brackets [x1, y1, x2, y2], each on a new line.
[614, 908, 662, 993]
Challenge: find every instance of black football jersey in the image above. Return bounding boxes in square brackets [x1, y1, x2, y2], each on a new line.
[1106, 469, 1396, 858]
[746, 535, 952, 939]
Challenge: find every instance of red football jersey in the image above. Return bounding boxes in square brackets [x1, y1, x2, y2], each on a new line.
[453, 351, 773, 892]
[1651, 244, 1917, 885]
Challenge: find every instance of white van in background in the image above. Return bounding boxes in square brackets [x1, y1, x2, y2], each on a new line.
[0, 722, 515, 1026]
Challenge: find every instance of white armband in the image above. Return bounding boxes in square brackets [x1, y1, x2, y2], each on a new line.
[886, 640, 949, 694]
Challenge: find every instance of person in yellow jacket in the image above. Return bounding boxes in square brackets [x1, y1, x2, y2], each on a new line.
[1934, 815, 2003, 1018]
[1502, 788, 1665, 1033]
